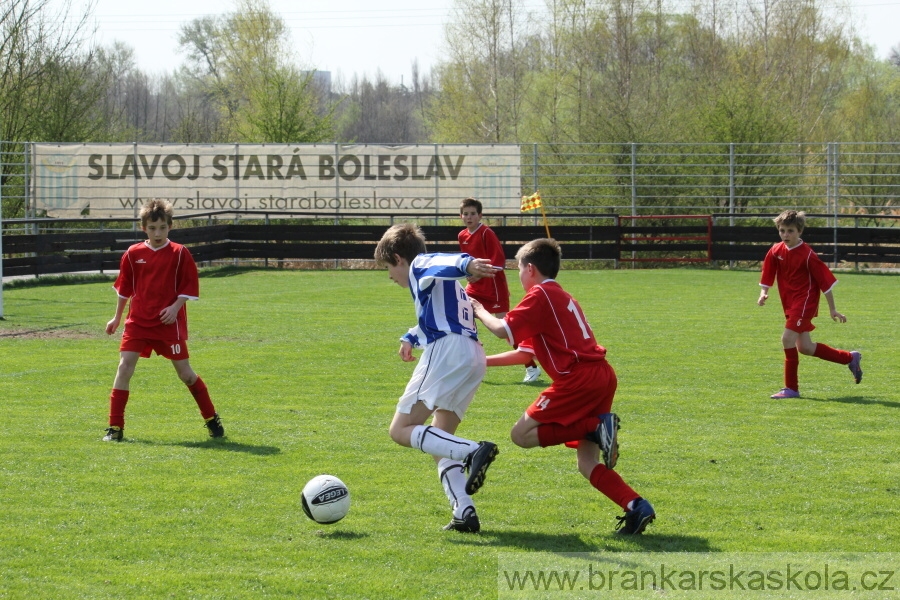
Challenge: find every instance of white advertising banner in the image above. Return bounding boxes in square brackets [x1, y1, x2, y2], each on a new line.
[32, 143, 523, 218]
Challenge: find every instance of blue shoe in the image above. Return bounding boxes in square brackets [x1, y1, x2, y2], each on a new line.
[615, 498, 655, 535]
[770, 388, 800, 399]
[586, 413, 619, 469]
[848, 351, 863, 384]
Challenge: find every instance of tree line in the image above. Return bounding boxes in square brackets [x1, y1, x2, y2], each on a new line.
[2, 0, 899, 219]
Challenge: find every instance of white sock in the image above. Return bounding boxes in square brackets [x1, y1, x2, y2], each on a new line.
[410, 425, 479, 461]
[438, 458, 474, 518]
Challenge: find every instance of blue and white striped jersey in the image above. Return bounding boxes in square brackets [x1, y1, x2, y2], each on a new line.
[401, 253, 479, 347]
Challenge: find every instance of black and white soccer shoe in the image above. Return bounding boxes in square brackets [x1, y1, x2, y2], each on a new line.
[463, 441, 499, 495]
[443, 506, 480, 533]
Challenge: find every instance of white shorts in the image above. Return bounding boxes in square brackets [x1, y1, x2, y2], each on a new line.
[397, 334, 487, 420]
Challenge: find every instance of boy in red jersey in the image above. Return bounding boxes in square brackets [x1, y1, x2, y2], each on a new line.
[458, 197, 541, 383]
[472, 238, 655, 535]
[758, 210, 862, 399]
[102, 199, 224, 441]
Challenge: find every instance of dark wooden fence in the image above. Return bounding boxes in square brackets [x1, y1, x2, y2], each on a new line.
[3, 221, 899, 278]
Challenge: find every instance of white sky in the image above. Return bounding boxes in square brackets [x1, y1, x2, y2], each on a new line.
[80, 0, 900, 83]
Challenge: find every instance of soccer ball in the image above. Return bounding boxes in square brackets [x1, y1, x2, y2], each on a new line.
[301, 474, 350, 524]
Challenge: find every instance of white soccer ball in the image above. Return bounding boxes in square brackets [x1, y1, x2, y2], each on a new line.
[301, 474, 350, 524]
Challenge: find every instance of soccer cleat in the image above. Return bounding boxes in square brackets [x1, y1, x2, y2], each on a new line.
[848, 351, 863, 384]
[103, 426, 123, 442]
[523, 365, 542, 383]
[586, 413, 620, 469]
[770, 388, 800, 399]
[464, 441, 499, 495]
[443, 506, 480, 533]
[615, 498, 656, 535]
[204, 413, 225, 438]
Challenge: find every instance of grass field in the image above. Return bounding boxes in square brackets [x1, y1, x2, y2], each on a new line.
[1, 268, 898, 599]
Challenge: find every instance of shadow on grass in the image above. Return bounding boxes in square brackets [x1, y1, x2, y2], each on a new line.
[804, 395, 900, 409]
[133, 438, 281, 455]
[452, 530, 596, 551]
[480, 380, 546, 388]
[450, 530, 717, 553]
[312, 530, 370, 541]
[609, 533, 719, 552]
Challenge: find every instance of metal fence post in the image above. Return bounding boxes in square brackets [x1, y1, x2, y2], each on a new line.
[434, 143, 440, 226]
[833, 142, 840, 268]
[533, 143, 539, 226]
[728, 143, 736, 268]
[132, 146, 139, 233]
[24, 142, 31, 230]
[1, 173, 5, 318]
[630, 144, 637, 267]
[728, 143, 735, 226]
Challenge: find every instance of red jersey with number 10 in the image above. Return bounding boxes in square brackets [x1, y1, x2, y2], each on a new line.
[503, 280, 607, 381]
[760, 240, 836, 319]
[113, 240, 199, 340]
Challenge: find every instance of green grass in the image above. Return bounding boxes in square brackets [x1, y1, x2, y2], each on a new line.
[1, 268, 898, 598]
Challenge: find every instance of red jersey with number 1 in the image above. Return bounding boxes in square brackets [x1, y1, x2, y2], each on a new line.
[458, 223, 510, 311]
[113, 240, 199, 340]
[760, 240, 836, 319]
[503, 280, 607, 381]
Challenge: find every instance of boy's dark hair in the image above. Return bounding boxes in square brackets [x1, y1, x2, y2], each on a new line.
[374, 223, 427, 266]
[515, 238, 561, 279]
[140, 199, 174, 227]
[774, 210, 806, 232]
[459, 197, 483, 214]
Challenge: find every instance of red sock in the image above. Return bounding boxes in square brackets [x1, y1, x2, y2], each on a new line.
[109, 388, 129, 429]
[187, 376, 217, 420]
[589, 464, 639, 510]
[813, 343, 852, 365]
[784, 348, 799, 391]
[536, 417, 599, 447]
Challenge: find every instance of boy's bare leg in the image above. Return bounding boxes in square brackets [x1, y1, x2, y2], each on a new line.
[510, 413, 542, 448]
[112, 351, 140, 390]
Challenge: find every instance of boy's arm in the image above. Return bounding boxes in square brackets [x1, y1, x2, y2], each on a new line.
[758, 285, 770, 307]
[484, 228, 507, 268]
[398, 340, 416, 362]
[471, 299, 509, 340]
[106, 295, 129, 335]
[159, 296, 189, 326]
[823, 290, 847, 323]
[486, 350, 532, 367]
[414, 254, 494, 289]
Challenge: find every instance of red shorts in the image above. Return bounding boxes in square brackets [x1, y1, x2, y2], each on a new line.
[526, 361, 617, 427]
[466, 290, 510, 314]
[121, 333, 189, 360]
[785, 314, 816, 333]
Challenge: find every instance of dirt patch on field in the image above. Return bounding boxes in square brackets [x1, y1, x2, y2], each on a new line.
[0, 327, 99, 340]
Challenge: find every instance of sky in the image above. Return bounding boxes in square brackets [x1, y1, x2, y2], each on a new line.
[79, 0, 900, 83]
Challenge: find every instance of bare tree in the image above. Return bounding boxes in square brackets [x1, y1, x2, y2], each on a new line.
[435, 0, 533, 142]
[0, 0, 98, 141]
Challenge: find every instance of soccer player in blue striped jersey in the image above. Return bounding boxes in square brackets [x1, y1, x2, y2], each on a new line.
[374, 223, 500, 533]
